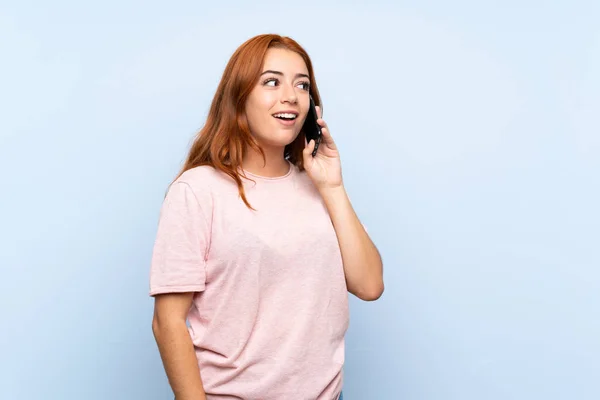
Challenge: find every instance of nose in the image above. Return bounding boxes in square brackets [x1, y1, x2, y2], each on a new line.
[280, 82, 298, 104]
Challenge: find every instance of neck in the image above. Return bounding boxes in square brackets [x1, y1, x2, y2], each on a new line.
[242, 145, 290, 178]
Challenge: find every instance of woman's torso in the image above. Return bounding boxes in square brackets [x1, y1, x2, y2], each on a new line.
[182, 164, 349, 400]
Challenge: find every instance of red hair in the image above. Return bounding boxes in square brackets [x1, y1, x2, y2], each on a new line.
[173, 34, 322, 209]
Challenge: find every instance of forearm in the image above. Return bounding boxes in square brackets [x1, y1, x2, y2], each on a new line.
[153, 319, 207, 400]
[320, 185, 384, 301]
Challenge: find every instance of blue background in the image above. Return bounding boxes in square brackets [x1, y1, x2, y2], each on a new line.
[1, 1, 599, 399]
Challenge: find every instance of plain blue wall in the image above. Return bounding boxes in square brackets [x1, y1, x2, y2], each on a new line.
[1, 1, 599, 399]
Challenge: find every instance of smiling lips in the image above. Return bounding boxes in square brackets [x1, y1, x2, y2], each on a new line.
[272, 111, 299, 127]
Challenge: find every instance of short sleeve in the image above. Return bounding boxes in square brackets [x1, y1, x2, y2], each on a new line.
[149, 181, 211, 296]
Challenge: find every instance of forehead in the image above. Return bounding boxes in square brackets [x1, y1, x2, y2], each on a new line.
[262, 48, 308, 75]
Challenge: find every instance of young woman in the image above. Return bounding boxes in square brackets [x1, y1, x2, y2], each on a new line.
[149, 33, 384, 400]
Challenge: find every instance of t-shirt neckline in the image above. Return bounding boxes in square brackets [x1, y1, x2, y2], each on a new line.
[242, 161, 295, 181]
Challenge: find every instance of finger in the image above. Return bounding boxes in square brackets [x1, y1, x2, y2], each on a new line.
[320, 127, 337, 150]
[303, 138, 316, 153]
[315, 105, 322, 119]
[303, 139, 316, 160]
[321, 126, 331, 141]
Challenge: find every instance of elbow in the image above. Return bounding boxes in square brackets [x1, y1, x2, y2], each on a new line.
[152, 314, 159, 333]
[151, 314, 161, 339]
[152, 310, 174, 334]
[353, 260, 384, 301]
[152, 306, 188, 336]
[151, 309, 172, 339]
[364, 284, 385, 301]
[151, 292, 194, 342]
[355, 281, 384, 302]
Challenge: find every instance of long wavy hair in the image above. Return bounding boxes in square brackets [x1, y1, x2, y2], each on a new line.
[173, 34, 322, 209]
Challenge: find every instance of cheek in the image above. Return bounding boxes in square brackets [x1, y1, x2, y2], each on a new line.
[259, 92, 279, 111]
[245, 100, 271, 133]
[253, 97, 278, 122]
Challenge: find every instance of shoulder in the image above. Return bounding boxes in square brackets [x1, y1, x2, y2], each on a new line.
[169, 165, 247, 207]
[176, 165, 221, 186]
[162, 166, 223, 209]
[173, 165, 234, 195]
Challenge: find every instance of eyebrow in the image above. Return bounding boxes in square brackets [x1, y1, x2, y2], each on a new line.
[260, 70, 310, 80]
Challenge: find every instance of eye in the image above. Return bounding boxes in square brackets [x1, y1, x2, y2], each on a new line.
[263, 77, 279, 87]
[297, 81, 310, 91]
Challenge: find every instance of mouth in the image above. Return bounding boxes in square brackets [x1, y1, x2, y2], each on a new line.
[272, 111, 299, 127]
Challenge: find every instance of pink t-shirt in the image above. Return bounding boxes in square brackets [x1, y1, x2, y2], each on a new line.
[149, 162, 349, 400]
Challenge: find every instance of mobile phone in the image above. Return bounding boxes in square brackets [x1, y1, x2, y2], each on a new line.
[304, 95, 322, 157]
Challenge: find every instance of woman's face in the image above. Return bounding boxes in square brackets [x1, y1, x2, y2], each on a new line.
[245, 48, 311, 150]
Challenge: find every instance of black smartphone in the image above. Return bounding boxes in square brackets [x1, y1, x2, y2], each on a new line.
[304, 95, 322, 157]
